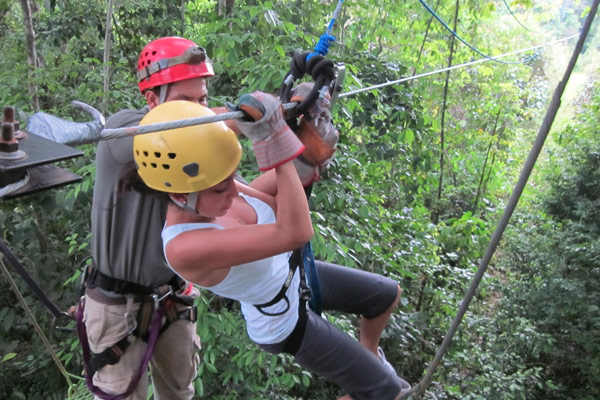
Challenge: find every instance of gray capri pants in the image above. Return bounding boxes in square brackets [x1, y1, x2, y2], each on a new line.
[258, 261, 402, 400]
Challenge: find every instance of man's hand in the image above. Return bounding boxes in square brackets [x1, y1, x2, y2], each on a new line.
[289, 83, 340, 186]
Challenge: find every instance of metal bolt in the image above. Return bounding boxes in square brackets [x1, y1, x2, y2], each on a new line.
[1, 122, 13, 142]
[3, 106, 15, 123]
[0, 122, 26, 159]
[3, 106, 15, 122]
[3, 106, 25, 140]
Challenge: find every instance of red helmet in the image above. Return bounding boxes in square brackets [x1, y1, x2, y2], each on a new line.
[137, 37, 215, 93]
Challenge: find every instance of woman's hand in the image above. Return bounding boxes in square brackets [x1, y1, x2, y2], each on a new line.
[228, 92, 305, 171]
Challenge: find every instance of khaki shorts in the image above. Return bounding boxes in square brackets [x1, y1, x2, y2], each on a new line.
[83, 288, 201, 400]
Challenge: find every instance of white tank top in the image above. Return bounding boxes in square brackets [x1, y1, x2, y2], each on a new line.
[162, 193, 299, 344]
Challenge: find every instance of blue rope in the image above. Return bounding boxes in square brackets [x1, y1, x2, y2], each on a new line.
[502, 0, 535, 32]
[307, 0, 344, 61]
[303, 241, 322, 315]
[309, 33, 336, 60]
[325, 0, 344, 36]
[418, 0, 539, 65]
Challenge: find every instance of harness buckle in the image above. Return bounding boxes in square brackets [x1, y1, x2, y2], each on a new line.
[151, 293, 160, 311]
[187, 305, 198, 323]
[157, 286, 174, 303]
[113, 281, 127, 294]
[124, 311, 137, 334]
[300, 286, 312, 302]
[84, 264, 98, 288]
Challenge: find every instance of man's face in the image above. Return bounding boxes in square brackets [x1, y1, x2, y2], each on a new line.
[146, 76, 209, 109]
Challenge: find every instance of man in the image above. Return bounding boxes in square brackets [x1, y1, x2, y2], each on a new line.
[83, 36, 213, 400]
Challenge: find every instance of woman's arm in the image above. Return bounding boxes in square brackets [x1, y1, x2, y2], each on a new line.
[237, 177, 276, 210]
[248, 169, 278, 196]
[165, 161, 313, 286]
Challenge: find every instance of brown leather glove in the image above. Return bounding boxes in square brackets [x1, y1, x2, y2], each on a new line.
[290, 82, 339, 167]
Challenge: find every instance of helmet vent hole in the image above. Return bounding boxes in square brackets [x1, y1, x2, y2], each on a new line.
[162, 164, 170, 170]
[143, 151, 149, 157]
[165, 182, 172, 187]
[151, 163, 157, 168]
[135, 150, 140, 155]
[142, 162, 147, 167]
[154, 152, 161, 158]
[168, 153, 176, 159]
[183, 163, 199, 177]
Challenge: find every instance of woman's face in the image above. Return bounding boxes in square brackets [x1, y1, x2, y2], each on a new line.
[194, 171, 238, 218]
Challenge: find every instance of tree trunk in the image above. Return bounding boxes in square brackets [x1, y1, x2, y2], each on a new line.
[473, 108, 501, 213]
[181, 0, 186, 36]
[412, 0, 441, 77]
[102, 0, 114, 114]
[433, 0, 460, 224]
[218, 0, 234, 16]
[20, 0, 39, 111]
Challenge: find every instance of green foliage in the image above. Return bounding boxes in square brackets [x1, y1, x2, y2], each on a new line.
[439, 75, 600, 400]
[193, 294, 316, 399]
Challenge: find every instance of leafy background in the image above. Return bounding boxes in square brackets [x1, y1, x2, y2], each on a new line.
[0, 0, 599, 399]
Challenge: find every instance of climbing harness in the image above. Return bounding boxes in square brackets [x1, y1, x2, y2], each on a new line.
[83, 263, 189, 297]
[74, 264, 198, 399]
[302, 189, 322, 316]
[272, 0, 346, 317]
[254, 248, 312, 317]
[75, 301, 163, 400]
[252, 248, 312, 356]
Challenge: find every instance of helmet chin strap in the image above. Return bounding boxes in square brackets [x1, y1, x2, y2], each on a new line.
[159, 84, 169, 104]
[170, 191, 200, 214]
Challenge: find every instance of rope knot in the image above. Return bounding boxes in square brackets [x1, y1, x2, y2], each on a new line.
[306, 34, 336, 61]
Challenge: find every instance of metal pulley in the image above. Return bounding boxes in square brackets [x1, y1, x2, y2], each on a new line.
[0, 105, 83, 199]
[329, 63, 346, 108]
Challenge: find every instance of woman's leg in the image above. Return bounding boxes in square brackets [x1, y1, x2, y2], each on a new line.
[315, 261, 401, 358]
[293, 310, 402, 400]
[259, 262, 409, 399]
[360, 284, 402, 356]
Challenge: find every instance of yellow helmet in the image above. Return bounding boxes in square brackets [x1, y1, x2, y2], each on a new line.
[134, 101, 242, 193]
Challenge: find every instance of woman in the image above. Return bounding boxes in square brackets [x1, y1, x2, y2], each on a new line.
[132, 95, 410, 400]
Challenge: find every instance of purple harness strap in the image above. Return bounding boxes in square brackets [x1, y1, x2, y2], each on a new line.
[75, 298, 164, 400]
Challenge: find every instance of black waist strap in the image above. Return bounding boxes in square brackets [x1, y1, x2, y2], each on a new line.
[282, 299, 308, 356]
[85, 264, 187, 296]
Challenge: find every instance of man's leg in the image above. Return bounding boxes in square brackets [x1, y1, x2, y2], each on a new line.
[149, 288, 201, 400]
[83, 294, 149, 400]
